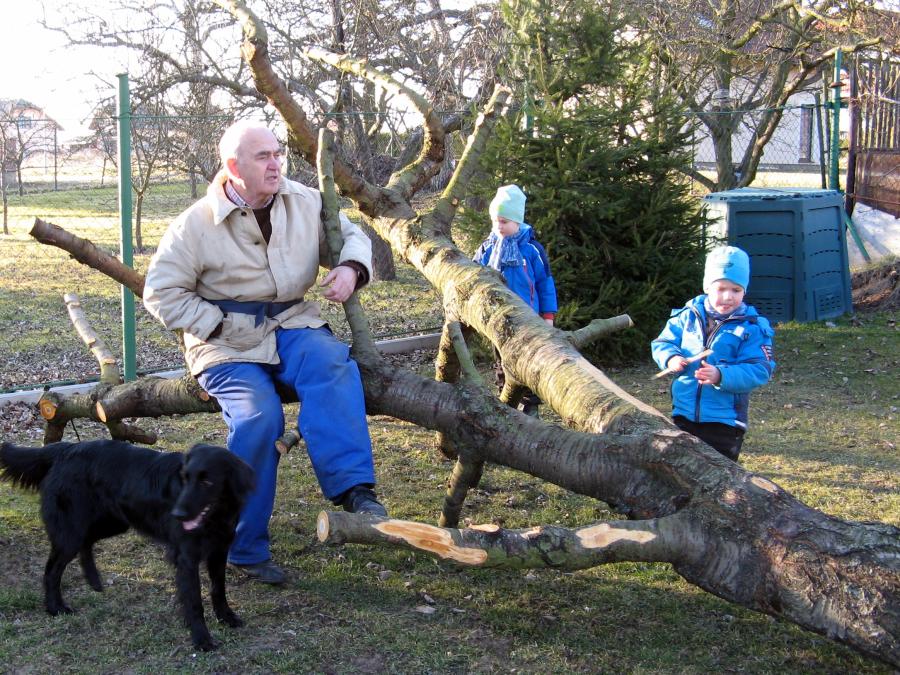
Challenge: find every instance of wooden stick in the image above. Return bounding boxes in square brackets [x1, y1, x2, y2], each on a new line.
[275, 428, 302, 455]
[652, 349, 713, 379]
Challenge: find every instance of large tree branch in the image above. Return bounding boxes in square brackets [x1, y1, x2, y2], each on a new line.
[318, 511, 676, 569]
[30, 210, 900, 667]
[23, 4, 900, 666]
[29, 218, 145, 298]
[316, 127, 379, 362]
[729, 0, 803, 51]
[365, 215, 668, 433]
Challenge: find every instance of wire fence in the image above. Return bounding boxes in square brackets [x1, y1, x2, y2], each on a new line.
[0, 95, 852, 199]
[684, 99, 835, 193]
[1, 105, 461, 197]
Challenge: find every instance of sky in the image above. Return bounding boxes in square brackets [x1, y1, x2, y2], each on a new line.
[0, 0, 131, 141]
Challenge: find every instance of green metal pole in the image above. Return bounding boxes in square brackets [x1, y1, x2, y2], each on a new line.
[117, 73, 137, 382]
[814, 93, 827, 189]
[829, 49, 842, 191]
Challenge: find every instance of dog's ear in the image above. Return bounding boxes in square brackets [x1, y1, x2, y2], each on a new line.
[225, 453, 255, 505]
[179, 447, 193, 481]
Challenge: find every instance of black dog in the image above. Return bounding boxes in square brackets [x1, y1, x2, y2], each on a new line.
[0, 439, 254, 651]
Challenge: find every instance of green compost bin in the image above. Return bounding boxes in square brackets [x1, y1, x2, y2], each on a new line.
[702, 188, 852, 324]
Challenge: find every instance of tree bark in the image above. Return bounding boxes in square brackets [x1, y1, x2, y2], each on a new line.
[358, 218, 396, 281]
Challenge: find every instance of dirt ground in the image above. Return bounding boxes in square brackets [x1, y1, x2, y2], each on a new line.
[852, 257, 900, 312]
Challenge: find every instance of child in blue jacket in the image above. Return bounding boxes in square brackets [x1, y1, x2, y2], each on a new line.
[651, 245, 775, 461]
[474, 184, 558, 416]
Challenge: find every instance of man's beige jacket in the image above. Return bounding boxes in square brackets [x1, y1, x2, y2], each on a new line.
[143, 171, 373, 376]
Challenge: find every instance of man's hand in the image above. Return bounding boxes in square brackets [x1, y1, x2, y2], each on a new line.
[320, 265, 358, 303]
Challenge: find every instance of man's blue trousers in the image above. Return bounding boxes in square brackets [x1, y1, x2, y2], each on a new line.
[197, 326, 375, 565]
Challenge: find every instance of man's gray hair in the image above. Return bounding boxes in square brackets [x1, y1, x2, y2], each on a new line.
[218, 120, 272, 166]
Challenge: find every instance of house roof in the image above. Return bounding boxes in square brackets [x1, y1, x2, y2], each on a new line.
[0, 98, 63, 130]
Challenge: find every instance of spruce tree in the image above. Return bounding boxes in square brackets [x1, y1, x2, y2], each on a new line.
[461, 0, 708, 363]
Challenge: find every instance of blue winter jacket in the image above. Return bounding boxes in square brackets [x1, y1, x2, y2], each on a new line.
[651, 295, 775, 428]
[474, 225, 558, 316]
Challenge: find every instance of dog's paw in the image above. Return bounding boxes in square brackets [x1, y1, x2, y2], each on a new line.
[47, 603, 75, 615]
[218, 611, 243, 628]
[192, 633, 218, 652]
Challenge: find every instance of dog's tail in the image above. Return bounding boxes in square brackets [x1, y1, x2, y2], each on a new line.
[0, 442, 62, 490]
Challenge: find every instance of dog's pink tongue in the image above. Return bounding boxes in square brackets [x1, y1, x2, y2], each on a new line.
[182, 514, 203, 531]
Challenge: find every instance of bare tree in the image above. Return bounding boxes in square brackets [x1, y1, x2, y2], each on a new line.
[66, 101, 120, 189]
[632, 0, 886, 190]
[28, 1, 900, 668]
[0, 100, 60, 231]
[44, 0, 501, 181]
[0, 100, 59, 197]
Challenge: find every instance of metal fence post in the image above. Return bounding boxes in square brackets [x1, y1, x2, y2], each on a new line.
[117, 73, 137, 382]
[53, 126, 58, 192]
[829, 49, 842, 191]
[814, 93, 827, 189]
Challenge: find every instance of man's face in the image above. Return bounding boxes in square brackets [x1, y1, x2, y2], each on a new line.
[494, 216, 521, 238]
[706, 279, 745, 315]
[228, 128, 283, 206]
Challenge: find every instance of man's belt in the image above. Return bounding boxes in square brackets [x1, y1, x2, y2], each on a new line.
[204, 298, 303, 328]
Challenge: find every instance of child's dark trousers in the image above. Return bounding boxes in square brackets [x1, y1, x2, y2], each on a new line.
[673, 415, 745, 461]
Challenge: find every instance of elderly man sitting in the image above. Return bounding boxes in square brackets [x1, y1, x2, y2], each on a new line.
[143, 121, 387, 585]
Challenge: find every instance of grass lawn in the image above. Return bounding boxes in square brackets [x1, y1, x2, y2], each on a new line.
[0, 184, 897, 673]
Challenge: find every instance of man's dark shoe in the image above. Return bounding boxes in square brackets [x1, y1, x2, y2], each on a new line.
[229, 560, 286, 585]
[340, 485, 388, 517]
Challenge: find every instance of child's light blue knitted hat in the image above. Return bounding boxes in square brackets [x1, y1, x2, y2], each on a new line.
[489, 184, 527, 223]
[704, 245, 750, 291]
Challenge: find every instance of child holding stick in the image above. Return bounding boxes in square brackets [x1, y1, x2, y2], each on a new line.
[651, 246, 775, 461]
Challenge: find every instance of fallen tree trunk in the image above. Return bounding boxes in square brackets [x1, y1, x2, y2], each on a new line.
[319, 506, 899, 662]
[24, 1, 900, 667]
